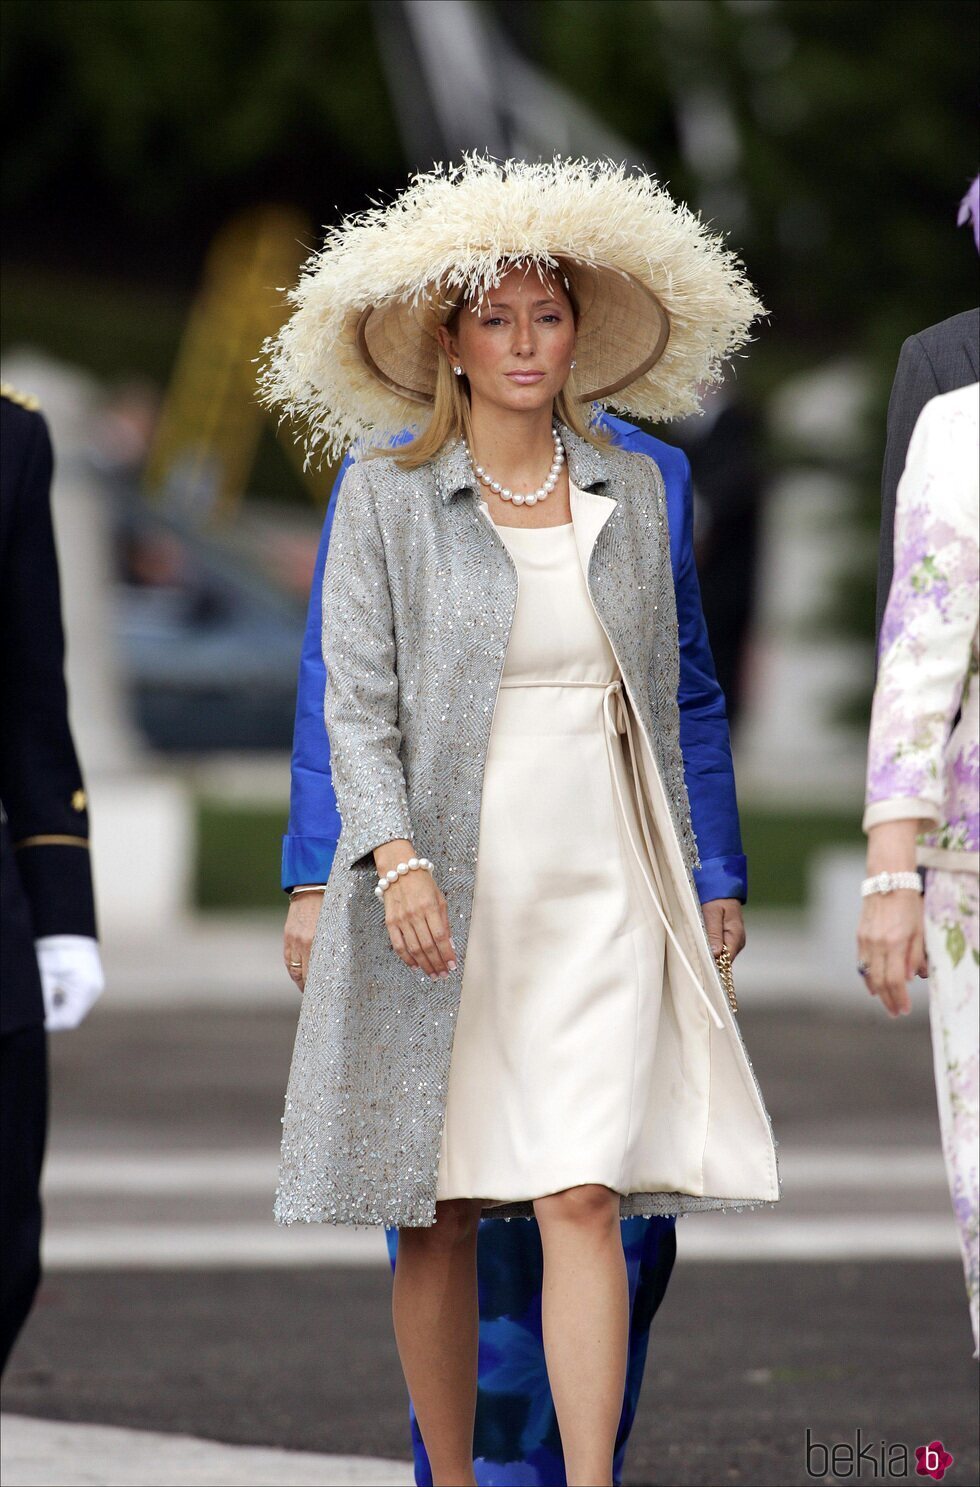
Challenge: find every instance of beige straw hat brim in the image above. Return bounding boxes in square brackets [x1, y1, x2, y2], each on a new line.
[256, 153, 767, 467]
[353, 255, 671, 408]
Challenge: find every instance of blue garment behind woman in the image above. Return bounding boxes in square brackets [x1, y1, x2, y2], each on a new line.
[283, 412, 747, 1484]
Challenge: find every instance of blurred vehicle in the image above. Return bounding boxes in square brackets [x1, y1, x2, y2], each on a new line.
[108, 486, 313, 752]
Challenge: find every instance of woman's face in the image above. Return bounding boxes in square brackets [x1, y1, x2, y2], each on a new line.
[436, 263, 576, 416]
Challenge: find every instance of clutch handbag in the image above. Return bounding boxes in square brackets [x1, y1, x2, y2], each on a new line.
[714, 945, 738, 1015]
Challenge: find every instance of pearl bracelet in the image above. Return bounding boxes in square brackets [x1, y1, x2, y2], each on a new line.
[375, 856, 435, 899]
[861, 870, 924, 897]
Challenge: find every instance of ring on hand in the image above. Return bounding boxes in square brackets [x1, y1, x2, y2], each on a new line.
[856, 959, 870, 976]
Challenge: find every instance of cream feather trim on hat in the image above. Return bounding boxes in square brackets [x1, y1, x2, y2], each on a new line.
[255, 152, 768, 468]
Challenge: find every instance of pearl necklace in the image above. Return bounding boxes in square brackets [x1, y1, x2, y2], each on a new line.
[467, 424, 565, 506]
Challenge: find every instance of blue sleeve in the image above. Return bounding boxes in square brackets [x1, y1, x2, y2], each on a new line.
[671, 447, 748, 904]
[280, 457, 351, 891]
[600, 414, 748, 903]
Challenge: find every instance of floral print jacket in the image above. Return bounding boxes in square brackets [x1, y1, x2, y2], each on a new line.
[864, 381, 979, 873]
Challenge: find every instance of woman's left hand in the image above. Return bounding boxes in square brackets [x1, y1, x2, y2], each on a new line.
[702, 898, 746, 961]
[856, 889, 929, 1018]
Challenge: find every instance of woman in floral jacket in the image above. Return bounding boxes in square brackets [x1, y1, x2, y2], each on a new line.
[859, 379, 979, 1360]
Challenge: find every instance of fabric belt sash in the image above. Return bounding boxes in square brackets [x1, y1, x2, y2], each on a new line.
[499, 676, 725, 1029]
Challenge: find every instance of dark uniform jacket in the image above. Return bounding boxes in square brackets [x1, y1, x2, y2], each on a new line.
[0, 385, 98, 1035]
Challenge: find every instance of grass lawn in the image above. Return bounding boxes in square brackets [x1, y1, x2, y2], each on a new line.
[194, 800, 864, 912]
[2, 266, 187, 385]
[741, 807, 863, 908]
[195, 800, 291, 911]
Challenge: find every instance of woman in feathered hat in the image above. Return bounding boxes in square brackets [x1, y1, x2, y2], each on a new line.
[259, 154, 780, 1484]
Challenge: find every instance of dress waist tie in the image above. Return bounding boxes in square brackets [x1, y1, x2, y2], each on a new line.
[499, 676, 725, 1029]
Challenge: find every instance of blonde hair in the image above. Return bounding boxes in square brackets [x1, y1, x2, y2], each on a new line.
[362, 277, 614, 470]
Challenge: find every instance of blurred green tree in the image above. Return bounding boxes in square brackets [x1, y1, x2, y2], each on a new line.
[535, 0, 977, 667]
[1, 0, 402, 283]
[2, 0, 976, 666]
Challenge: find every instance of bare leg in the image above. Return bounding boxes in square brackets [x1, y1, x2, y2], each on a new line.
[534, 1184, 628, 1486]
[391, 1197, 484, 1486]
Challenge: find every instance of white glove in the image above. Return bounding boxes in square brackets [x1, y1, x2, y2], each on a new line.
[34, 935, 105, 1031]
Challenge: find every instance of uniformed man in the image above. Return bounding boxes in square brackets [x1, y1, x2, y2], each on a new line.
[1, 381, 105, 1373]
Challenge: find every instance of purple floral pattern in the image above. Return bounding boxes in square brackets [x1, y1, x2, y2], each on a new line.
[864, 384, 980, 868]
[923, 868, 979, 1358]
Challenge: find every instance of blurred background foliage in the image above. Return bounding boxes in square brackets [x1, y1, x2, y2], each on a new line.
[2, 0, 976, 907]
[3, 0, 975, 568]
[1, 0, 400, 283]
[194, 795, 863, 911]
[3, 0, 973, 374]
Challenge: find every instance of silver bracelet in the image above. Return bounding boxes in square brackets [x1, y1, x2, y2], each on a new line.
[375, 856, 435, 899]
[861, 871, 923, 897]
[289, 884, 328, 899]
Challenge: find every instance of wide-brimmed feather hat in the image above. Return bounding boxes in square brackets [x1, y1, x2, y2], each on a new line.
[256, 152, 767, 467]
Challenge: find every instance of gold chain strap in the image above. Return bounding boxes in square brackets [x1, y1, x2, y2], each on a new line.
[714, 945, 738, 1015]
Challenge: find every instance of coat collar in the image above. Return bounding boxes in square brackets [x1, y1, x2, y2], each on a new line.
[434, 419, 613, 504]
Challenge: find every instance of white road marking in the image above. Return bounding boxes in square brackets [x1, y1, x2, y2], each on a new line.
[40, 1146, 950, 1194]
[676, 1215, 960, 1261]
[39, 1215, 960, 1269]
[0, 1414, 413, 1487]
[37, 1146, 958, 1268]
[42, 1224, 389, 1268]
[43, 1151, 281, 1194]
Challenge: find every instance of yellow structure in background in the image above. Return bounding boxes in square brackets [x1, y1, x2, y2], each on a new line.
[143, 205, 336, 520]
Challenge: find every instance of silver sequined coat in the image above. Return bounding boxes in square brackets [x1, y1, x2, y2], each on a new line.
[275, 422, 781, 1227]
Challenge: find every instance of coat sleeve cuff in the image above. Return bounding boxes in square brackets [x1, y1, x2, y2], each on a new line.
[282, 834, 339, 893]
[693, 854, 748, 905]
[862, 797, 943, 834]
[342, 812, 418, 875]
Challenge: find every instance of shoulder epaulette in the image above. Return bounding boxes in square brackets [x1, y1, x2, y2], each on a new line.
[0, 381, 42, 412]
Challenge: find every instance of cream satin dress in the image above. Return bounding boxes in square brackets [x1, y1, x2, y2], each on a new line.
[435, 481, 685, 1208]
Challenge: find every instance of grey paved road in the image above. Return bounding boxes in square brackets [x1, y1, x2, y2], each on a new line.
[1, 1003, 977, 1486]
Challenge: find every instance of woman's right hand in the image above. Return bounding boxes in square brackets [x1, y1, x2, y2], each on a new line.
[376, 842, 457, 979]
[283, 891, 323, 992]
